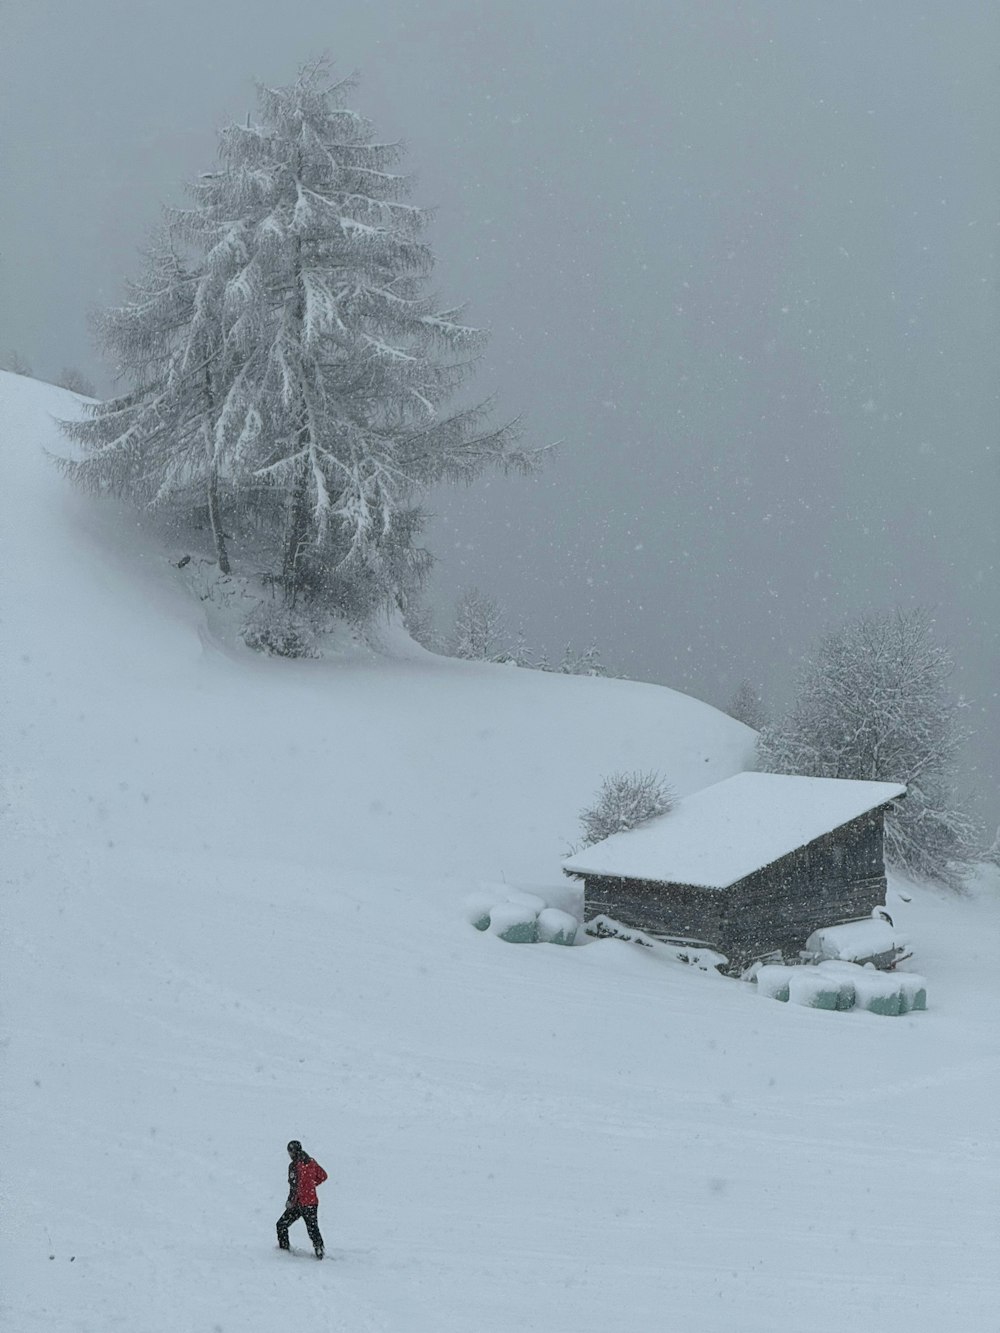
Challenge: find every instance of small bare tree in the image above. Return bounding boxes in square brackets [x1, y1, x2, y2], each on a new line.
[578, 770, 674, 847]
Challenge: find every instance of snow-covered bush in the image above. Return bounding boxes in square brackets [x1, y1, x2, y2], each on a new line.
[758, 608, 979, 888]
[577, 770, 674, 848]
[241, 602, 318, 659]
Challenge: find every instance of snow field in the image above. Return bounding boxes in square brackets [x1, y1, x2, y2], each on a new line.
[2, 373, 999, 1332]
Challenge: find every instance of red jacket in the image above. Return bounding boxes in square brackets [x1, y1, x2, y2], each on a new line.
[290, 1157, 328, 1207]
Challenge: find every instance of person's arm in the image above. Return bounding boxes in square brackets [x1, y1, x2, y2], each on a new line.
[315, 1163, 328, 1186]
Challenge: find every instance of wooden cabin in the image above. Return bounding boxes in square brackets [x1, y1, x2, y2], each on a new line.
[563, 772, 906, 972]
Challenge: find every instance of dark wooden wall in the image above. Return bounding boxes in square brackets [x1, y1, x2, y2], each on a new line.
[583, 811, 888, 971]
[584, 875, 726, 946]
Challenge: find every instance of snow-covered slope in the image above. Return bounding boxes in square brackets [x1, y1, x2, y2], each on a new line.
[2, 370, 998, 1332]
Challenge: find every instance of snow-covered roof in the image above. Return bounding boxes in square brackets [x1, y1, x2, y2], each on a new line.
[563, 772, 906, 890]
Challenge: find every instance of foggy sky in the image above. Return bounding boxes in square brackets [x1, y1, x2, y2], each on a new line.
[3, 1, 997, 818]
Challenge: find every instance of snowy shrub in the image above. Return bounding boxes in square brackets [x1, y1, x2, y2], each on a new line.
[241, 602, 318, 659]
[758, 608, 979, 889]
[578, 770, 674, 848]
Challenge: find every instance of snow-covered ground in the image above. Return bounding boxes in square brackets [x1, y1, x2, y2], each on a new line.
[2, 370, 998, 1332]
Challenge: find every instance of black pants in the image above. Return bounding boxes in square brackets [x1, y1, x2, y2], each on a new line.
[276, 1204, 324, 1253]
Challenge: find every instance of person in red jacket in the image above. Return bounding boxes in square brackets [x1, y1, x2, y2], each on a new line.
[276, 1140, 328, 1258]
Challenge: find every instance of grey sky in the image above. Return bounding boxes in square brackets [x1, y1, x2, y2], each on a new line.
[3, 1, 997, 818]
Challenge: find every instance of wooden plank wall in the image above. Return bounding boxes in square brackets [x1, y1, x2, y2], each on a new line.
[583, 812, 889, 970]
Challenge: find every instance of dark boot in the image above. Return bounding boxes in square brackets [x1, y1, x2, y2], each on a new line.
[276, 1206, 298, 1250]
[301, 1205, 324, 1258]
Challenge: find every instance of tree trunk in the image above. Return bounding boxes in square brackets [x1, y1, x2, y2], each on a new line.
[281, 235, 311, 604]
[281, 445, 311, 605]
[202, 364, 231, 575]
[207, 463, 231, 575]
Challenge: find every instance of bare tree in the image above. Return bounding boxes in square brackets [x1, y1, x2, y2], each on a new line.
[578, 770, 674, 848]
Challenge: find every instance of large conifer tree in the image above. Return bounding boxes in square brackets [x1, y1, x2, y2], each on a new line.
[64, 230, 244, 574]
[64, 62, 533, 616]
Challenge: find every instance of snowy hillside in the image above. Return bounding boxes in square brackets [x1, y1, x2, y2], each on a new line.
[2, 370, 998, 1332]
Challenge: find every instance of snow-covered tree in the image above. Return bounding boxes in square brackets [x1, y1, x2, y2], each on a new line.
[449, 586, 506, 660]
[578, 771, 674, 848]
[726, 679, 767, 731]
[758, 608, 979, 887]
[61, 229, 245, 574]
[62, 61, 536, 617]
[5, 350, 33, 376]
[558, 642, 606, 676]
